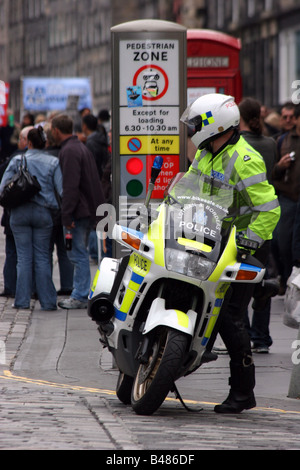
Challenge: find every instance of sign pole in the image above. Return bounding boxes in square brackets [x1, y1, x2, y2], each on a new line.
[111, 19, 187, 258]
[288, 325, 300, 399]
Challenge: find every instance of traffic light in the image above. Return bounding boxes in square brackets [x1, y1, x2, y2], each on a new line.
[120, 155, 147, 199]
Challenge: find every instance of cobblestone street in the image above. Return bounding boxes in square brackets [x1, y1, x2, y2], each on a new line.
[0, 222, 300, 451]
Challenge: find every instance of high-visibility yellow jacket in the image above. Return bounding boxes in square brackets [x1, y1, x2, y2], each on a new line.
[187, 134, 280, 247]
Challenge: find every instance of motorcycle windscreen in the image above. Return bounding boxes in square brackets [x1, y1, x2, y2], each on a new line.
[165, 171, 237, 262]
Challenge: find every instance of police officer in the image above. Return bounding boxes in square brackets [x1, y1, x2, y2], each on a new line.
[181, 94, 280, 413]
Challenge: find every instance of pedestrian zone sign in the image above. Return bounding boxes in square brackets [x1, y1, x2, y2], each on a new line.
[112, 21, 186, 203]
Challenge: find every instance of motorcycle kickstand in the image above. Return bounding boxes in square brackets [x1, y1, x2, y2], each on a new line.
[172, 383, 203, 413]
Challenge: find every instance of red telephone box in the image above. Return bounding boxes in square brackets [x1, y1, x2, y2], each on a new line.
[187, 29, 242, 105]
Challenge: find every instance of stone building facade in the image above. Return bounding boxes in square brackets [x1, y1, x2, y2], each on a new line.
[193, 0, 300, 107]
[1, 0, 300, 118]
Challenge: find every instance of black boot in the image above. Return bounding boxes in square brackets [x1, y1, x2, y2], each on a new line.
[214, 358, 256, 413]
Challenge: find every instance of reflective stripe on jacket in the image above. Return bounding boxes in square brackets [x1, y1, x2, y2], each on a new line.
[187, 135, 280, 246]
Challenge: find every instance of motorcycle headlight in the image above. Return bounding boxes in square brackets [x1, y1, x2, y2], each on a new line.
[165, 248, 216, 280]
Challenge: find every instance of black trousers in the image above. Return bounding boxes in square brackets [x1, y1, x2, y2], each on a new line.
[218, 241, 271, 364]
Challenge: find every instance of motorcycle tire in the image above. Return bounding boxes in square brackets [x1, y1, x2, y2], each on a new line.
[131, 327, 189, 415]
[116, 372, 134, 405]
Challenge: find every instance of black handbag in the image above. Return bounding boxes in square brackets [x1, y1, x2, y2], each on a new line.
[0, 154, 41, 209]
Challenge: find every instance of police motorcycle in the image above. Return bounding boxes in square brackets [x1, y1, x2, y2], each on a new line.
[87, 156, 265, 416]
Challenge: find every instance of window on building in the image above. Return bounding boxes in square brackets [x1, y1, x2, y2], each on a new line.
[0, 1, 5, 27]
[248, 0, 255, 17]
[279, 27, 300, 104]
[265, 0, 273, 10]
[0, 46, 5, 72]
[28, 0, 34, 19]
[296, 30, 300, 80]
[217, 0, 224, 28]
[232, 0, 240, 23]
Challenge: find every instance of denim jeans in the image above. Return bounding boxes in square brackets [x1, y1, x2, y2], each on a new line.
[88, 229, 98, 262]
[63, 217, 91, 301]
[10, 202, 57, 309]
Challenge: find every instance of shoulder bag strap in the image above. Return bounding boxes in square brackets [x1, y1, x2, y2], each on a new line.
[20, 153, 27, 170]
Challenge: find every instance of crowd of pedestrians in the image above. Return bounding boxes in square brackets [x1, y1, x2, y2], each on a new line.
[239, 98, 300, 354]
[0, 97, 299, 346]
[0, 108, 111, 310]
[186, 96, 300, 356]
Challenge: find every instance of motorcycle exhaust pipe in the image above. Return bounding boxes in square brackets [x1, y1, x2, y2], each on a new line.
[88, 295, 115, 324]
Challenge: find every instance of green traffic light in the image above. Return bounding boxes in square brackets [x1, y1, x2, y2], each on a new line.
[126, 179, 144, 197]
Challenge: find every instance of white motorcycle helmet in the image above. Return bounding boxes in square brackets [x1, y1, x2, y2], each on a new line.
[181, 93, 240, 149]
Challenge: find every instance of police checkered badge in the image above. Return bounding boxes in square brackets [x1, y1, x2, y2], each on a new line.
[200, 111, 215, 126]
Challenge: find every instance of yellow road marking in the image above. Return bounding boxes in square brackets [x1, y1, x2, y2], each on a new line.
[1, 370, 300, 415]
[1, 370, 115, 395]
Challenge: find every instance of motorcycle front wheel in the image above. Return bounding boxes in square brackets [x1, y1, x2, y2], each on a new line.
[131, 327, 189, 415]
[116, 372, 134, 405]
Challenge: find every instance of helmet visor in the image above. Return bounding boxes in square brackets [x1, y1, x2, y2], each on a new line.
[180, 104, 203, 135]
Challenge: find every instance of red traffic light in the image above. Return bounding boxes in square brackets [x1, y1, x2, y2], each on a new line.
[126, 157, 144, 175]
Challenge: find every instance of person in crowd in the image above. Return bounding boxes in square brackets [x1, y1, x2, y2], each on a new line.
[34, 114, 46, 127]
[275, 101, 296, 142]
[81, 113, 109, 263]
[0, 125, 34, 297]
[239, 97, 279, 354]
[97, 126, 112, 258]
[82, 113, 109, 180]
[263, 111, 281, 137]
[17, 126, 34, 153]
[0, 126, 62, 310]
[100, 152, 113, 259]
[269, 102, 297, 295]
[46, 110, 61, 122]
[181, 93, 280, 413]
[50, 114, 105, 309]
[74, 107, 91, 141]
[21, 112, 35, 129]
[43, 123, 74, 295]
[97, 109, 110, 143]
[240, 98, 277, 181]
[260, 105, 280, 137]
[5, 110, 20, 155]
[0, 111, 18, 163]
[272, 104, 300, 294]
[43, 122, 60, 156]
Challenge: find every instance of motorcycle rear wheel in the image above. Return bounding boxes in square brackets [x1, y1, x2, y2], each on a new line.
[131, 327, 189, 415]
[116, 372, 134, 405]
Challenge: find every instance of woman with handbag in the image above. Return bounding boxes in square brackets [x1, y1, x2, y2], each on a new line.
[0, 126, 62, 310]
